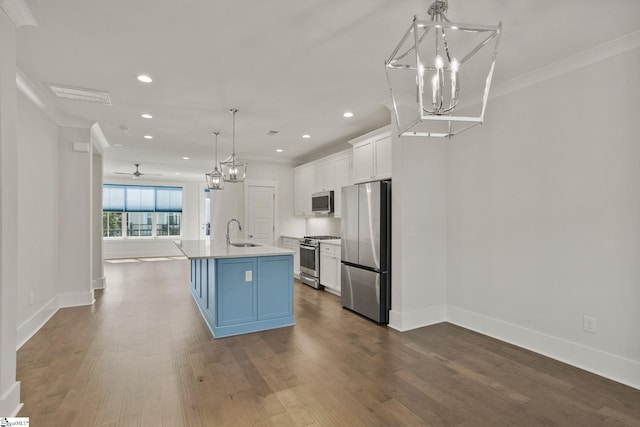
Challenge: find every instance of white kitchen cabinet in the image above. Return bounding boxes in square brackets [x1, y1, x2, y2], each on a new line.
[320, 242, 341, 295]
[293, 150, 351, 217]
[351, 128, 392, 183]
[294, 164, 316, 216]
[315, 160, 335, 193]
[333, 152, 351, 217]
[281, 237, 300, 277]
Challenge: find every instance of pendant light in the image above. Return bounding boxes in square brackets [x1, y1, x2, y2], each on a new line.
[205, 131, 225, 190]
[385, 0, 502, 138]
[220, 109, 247, 183]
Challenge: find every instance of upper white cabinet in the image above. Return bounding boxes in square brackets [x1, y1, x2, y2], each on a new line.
[333, 154, 350, 216]
[294, 164, 316, 216]
[350, 127, 391, 183]
[293, 150, 351, 217]
[315, 160, 335, 193]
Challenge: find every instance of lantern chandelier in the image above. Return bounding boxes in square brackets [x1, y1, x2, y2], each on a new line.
[385, 0, 502, 138]
[205, 131, 225, 190]
[221, 109, 247, 183]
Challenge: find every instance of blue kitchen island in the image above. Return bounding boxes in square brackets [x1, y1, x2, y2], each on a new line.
[176, 240, 295, 338]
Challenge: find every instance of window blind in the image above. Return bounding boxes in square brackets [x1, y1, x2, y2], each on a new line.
[103, 185, 182, 212]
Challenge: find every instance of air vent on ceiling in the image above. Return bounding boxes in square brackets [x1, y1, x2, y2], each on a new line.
[47, 83, 112, 105]
[267, 130, 279, 135]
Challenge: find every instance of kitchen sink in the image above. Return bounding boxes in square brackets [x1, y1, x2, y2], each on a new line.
[230, 242, 258, 247]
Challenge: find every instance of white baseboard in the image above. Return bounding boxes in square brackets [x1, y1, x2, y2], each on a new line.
[16, 296, 58, 349]
[447, 305, 640, 390]
[0, 381, 22, 417]
[58, 290, 94, 308]
[388, 304, 446, 332]
[93, 276, 106, 289]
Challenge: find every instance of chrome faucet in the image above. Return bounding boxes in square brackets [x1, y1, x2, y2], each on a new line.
[226, 218, 242, 246]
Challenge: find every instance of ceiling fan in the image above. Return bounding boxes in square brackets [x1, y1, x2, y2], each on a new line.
[114, 163, 161, 179]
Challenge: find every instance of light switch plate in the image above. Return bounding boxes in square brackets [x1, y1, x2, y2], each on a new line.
[245, 270, 252, 282]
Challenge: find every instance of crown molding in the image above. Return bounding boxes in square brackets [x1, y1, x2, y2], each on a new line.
[16, 69, 90, 128]
[490, 29, 640, 101]
[1, 0, 37, 27]
[90, 123, 110, 154]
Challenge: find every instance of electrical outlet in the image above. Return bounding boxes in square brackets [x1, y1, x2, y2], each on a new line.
[245, 270, 252, 282]
[583, 316, 597, 334]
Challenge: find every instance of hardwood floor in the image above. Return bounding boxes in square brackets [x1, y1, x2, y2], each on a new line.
[17, 259, 640, 426]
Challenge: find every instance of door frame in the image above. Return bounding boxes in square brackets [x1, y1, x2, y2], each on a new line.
[244, 180, 278, 245]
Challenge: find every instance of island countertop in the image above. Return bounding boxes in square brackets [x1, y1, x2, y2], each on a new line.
[175, 239, 295, 259]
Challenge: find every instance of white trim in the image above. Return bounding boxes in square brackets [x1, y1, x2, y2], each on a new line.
[93, 276, 106, 290]
[0, 0, 36, 27]
[388, 304, 446, 332]
[0, 381, 22, 417]
[447, 305, 640, 391]
[58, 290, 94, 308]
[16, 69, 89, 127]
[16, 296, 58, 349]
[90, 122, 109, 154]
[488, 29, 640, 103]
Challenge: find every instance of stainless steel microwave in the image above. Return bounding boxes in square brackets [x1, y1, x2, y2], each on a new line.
[311, 190, 334, 214]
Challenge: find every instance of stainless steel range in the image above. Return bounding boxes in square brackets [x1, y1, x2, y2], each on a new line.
[299, 235, 340, 289]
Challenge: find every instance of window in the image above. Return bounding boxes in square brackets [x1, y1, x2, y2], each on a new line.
[155, 212, 181, 236]
[103, 184, 183, 238]
[103, 212, 123, 237]
[127, 212, 153, 236]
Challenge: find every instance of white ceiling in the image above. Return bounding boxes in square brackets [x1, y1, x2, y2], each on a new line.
[16, 0, 640, 181]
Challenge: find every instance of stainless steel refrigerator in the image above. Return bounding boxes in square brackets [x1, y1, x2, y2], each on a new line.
[340, 180, 391, 324]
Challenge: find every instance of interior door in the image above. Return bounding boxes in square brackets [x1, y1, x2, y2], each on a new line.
[247, 185, 275, 245]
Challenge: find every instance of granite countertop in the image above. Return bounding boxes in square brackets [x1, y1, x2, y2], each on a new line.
[175, 239, 295, 260]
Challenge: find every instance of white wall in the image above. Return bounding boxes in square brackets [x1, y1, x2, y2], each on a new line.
[16, 92, 59, 327]
[389, 135, 448, 331]
[446, 47, 640, 387]
[102, 178, 200, 259]
[57, 127, 94, 305]
[104, 159, 304, 259]
[0, 8, 20, 416]
[243, 160, 305, 239]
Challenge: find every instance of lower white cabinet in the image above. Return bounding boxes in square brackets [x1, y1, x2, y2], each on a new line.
[281, 237, 300, 277]
[282, 237, 300, 277]
[320, 242, 341, 294]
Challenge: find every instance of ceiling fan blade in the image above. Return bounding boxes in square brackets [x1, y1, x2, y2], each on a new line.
[114, 172, 133, 175]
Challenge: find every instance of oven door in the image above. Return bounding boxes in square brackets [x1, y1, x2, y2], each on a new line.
[299, 243, 319, 277]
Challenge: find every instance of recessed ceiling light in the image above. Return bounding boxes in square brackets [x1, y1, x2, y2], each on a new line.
[175, 172, 181, 175]
[141, 113, 153, 119]
[137, 74, 153, 83]
[343, 111, 354, 118]
[302, 134, 311, 139]
[182, 156, 189, 160]
[143, 135, 153, 140]
[276, 149, 283, 153]
[114, 143, 123, 147]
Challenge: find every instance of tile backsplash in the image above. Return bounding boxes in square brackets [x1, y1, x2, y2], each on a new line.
[306, 217, 341, 237]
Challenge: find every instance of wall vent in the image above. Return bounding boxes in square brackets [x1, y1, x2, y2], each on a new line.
[47, 83, 112, 105]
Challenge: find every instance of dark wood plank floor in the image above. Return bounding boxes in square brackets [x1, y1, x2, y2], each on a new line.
[17, 258, 640, 426]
